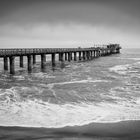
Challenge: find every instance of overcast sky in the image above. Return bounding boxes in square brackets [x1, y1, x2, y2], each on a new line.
[0, 0, 140, 48]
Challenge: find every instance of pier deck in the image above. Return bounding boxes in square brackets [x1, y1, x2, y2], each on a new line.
[0, 44, 121, 74]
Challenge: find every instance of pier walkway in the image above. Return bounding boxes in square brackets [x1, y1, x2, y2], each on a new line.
[0, 44, 121, 74]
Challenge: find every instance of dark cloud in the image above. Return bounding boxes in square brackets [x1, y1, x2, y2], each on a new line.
[0, 0, 140, 47]
[0, 0, 140, 34]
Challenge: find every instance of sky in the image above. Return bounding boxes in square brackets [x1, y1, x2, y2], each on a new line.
[0, 0, 140, 48]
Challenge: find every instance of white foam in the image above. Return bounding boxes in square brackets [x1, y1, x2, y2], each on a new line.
[109, 61, 140, 76]
[47, 79, 109, 89]
[46, 79, 109, 100]
[109, 64, 130, 75]
[123, 58, 140, 61]
[1, 86, 140, 128]
[32, 72, 55, 79]
[13, 75, 25, 80]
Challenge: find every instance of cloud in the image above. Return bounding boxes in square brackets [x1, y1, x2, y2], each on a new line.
[0, 23, 140, 48]
[0, 0, 140, 48]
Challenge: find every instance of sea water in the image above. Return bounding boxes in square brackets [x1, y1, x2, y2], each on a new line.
[0, 48, 140, 128]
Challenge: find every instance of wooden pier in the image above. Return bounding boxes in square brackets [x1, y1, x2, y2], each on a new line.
[0, 44, 121, 74]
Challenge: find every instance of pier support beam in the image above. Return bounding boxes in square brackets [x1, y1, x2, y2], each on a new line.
[64, 53, 67, 61]
[93, 50, 96, 58]
[20, 56, 24, 67]
[79, 52, 81, 61]
[116, 49, 120, 53]
[74, 52, 77, 61]
[90, 51, 93, 59]
[87, 51, 90, 60]
[86, 51, 88, 60]
[59, 53, 64, 61]
[98, 50, 101, 57]
[4, 57, 8, 70]
[68, 53, 70, 61]
[83, 51, 86, 60]
[41, 54, 46, 69]
[27, 55, 32, 72]
[33, 55, 36, 64]
[70, 52, 73, 60]
[52, 53, 55, 67]
[9, 56, 15, 74]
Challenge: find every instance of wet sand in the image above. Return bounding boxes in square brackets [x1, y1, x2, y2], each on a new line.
[0, 120, 140, 140]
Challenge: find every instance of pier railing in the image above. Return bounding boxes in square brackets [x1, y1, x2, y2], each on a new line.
[0, 44, 121, 74]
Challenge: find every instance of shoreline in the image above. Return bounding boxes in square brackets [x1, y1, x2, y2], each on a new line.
[0, 120, 140, 140]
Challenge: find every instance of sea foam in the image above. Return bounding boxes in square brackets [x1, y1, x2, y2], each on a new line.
[1, 86, 140, 128]
[109, 61, 140, 76]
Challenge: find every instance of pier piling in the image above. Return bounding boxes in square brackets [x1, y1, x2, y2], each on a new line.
[79, 52, 81, 60]
[74, 52, 77, 61]
[9, 56, 15, 74]
[52, 53, 55, 67]
[59, 53, 64, 61]
[27, 55, 32, 72]
[65, 53, 67, 61]
[20, 56, 24, 67]
[33, 55, 36, 64]
[68, 52, 71, 62]
[4, 57, 8, 70]
[41, 54, 46, 69]
[83, 51, 86, 60]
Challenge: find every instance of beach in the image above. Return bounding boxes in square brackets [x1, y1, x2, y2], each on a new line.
[0, 120, 140, 140]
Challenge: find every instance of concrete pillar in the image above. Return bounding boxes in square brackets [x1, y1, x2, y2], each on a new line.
[70, 52, 73, 60]
[20, 56, 24, 67]
[83, 51, 86, 60]
[98, 50, 100, 57]
[79, 51, 81, 60]
[85, 51, 88, 60]
[98, 50, 101, 57]
[60, 53, 64, 61]
[27, 55, 32, 72]
[41, 54, 46, 69]
[9, 56, 15, 74]
[90, 51, 93, 59]
[87, 51, 90, 60]
[65, 53, 67, 61]
[74, 52, 77, 61]
[52, 53, 55, 67]
[94, 50, 96, 58]
[116, 49, 120, 53]
[33, 55, 36, 64]
[4, 57, 8, 70]
[59, 53, 64, 61]
[68, 52, 71, 62]
[86, 51, 89, 60]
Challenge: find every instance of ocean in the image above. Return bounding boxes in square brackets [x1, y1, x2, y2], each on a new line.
[0, 48, 140, 139]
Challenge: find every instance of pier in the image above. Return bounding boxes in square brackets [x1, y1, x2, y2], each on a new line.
[0, 44, 121, 74]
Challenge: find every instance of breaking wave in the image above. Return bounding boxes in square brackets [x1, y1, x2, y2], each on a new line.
[0, 85, 140, 128]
